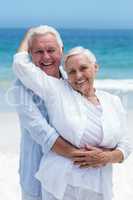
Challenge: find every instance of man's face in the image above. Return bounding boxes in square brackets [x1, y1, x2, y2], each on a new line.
[29, 33, 62, 78]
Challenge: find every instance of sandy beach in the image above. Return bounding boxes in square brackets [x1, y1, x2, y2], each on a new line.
[0, 111, 133, 200]
[0, 112, 21, 200]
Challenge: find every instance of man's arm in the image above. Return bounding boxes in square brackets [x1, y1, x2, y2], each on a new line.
[14, 80, 80, 157]
[73, 146, 124, 168]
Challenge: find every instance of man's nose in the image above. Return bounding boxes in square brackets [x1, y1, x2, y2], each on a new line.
[42, 52, 50, 60]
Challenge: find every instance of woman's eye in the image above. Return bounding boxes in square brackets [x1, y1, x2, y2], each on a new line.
[68, 70, 75, 75]
[81, 66, 88, 70]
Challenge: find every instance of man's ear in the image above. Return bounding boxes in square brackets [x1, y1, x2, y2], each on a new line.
[95, 64, 99, 72]
[28, 48, 31, 54]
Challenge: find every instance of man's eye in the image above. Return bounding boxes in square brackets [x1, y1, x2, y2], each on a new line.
[35, 50, 43, 54]
[47, 49, 55, 53]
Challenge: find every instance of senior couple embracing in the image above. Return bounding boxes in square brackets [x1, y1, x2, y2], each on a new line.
[13, 25, 132, 200]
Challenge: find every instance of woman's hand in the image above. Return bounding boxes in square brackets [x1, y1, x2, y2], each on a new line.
[72, 145, 114, 168]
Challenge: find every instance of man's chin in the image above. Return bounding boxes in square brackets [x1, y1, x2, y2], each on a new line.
[38, 65, 54, 71]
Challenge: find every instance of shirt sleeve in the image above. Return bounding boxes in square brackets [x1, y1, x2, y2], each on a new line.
[114, 96, 133, 161]
[14, 80, 59, 155]
[13, 52, 59, 101]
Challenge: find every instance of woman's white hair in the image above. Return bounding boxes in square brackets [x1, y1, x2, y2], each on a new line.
[64, 46, 96, 66]
[28, 25, 63, 51]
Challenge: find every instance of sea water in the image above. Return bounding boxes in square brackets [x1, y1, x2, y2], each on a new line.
[0, 28, 133, 110]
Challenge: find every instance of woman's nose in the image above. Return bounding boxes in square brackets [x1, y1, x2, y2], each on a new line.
[76, 71, 82, 79]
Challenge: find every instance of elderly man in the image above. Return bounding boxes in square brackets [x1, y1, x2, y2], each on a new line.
[14, 26, 105, 200]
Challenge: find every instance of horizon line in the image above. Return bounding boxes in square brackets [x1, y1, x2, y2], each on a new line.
[0, 27, 133, 30]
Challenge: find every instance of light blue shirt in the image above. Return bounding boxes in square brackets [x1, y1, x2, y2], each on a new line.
[14, 80, 59, 198]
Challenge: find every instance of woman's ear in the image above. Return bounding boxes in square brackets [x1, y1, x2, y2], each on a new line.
[62, 46, 64, 54]
[95, 64, 99, 72]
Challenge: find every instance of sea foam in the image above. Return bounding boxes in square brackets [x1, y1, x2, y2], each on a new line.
[95, 79, 133, 109]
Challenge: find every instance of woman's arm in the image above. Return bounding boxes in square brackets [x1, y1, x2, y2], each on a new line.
[92, 96, 132, 167]
[13, 51, 60, 102]
[114, 96, 132, 161]
[13, 51, 46, 99]
[86, 149, 124, 168]
[13, 52, 48, 99]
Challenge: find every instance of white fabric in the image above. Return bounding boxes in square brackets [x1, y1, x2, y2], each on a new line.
[79, 101, 103, 147]
[13, 52, 132, 200]
[37, 104, 104, 199]
[42, 185, 103, 200]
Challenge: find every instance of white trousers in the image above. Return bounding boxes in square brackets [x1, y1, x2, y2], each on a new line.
[42, 185, 103, 200]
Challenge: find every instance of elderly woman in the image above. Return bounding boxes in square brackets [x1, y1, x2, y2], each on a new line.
[13, 39, 131, 200]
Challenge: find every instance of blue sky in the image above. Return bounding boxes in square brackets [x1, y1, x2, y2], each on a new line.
[0, 0, 133, 28]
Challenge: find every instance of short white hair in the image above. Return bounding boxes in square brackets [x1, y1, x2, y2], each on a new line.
[64, 46, 96, 66]
[28, 25, 63, 51]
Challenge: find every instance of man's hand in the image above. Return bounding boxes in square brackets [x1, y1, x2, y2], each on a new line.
[72, 145, 114, 168]
[72, 145, 104, 168]
[79, 151, 112, 168]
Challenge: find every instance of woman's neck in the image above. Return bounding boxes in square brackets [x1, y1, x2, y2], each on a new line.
[83, 88, 100, 105]
[83, 87, 96, 98]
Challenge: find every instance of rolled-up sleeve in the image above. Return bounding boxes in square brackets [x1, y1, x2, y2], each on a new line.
[14, 80, 59, 156]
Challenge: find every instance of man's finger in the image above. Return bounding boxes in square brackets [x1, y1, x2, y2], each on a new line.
[85, 144, 103, 152]
[72, 157, 87, 162]
[71, 149, 94, 158]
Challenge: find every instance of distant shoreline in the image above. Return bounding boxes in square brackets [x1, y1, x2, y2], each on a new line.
[0, 27, 133, 30]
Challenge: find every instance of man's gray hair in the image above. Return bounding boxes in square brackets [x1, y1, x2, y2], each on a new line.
[28, 25, 63, 51]
[64, 46, 96, 66]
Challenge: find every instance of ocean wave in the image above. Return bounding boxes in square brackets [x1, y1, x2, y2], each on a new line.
[95, 79, 133, 92]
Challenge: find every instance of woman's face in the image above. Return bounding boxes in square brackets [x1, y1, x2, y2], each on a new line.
[65, 53, 99, 95]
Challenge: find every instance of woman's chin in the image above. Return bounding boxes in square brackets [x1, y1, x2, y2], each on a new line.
[78, 87, 88, 96]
